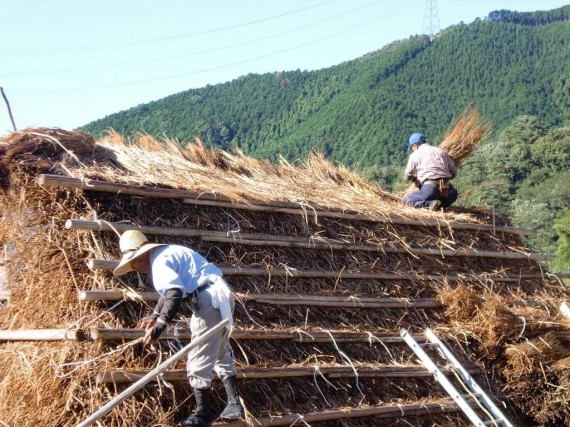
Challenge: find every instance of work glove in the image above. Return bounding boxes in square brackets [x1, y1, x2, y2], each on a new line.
[138, 314, 158, 330]
[143, 322, 167, 345]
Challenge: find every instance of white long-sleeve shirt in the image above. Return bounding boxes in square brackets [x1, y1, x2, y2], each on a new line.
[150, 245, 233, 329]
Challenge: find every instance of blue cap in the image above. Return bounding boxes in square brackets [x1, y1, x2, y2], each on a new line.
[407, 133, 426, 151]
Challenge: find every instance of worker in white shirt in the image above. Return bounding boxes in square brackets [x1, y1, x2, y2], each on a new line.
[114, 230, 244, 426]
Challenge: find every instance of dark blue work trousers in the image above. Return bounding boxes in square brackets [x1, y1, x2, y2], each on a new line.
[401, 182, 458, 209]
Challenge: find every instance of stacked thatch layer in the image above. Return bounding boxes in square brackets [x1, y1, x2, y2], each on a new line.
[0, 127, 569, 426]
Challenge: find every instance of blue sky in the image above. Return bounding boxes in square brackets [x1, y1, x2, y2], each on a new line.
[1, 0, 568, 133]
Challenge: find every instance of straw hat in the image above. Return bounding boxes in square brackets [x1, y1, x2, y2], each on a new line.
[113, 230, 166, 276]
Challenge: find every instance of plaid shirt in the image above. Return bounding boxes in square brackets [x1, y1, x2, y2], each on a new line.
[404, 143, 457, 184]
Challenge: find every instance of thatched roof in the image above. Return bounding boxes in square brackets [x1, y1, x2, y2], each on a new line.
[0, 125, 569, 427]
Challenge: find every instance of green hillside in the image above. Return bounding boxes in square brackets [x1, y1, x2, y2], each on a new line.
[81, 6, 570, 169]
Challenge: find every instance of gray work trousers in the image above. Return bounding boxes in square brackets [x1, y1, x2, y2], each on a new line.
[187, 286, 237, 389]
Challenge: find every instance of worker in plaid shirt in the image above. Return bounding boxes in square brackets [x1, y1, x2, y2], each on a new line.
[401, 133, 458, 211]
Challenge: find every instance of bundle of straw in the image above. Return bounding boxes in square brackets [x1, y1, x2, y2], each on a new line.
[439, 283, 481, 322]
[438, 104, 493, 166]
[0, 127, 95, 160]
[505, 331, 570, 377]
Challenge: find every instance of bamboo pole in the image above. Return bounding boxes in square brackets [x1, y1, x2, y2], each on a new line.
[40, 174, 534, 236]
[79, 290, 159, 301]
[91, 327, 425, 344]
[76, 319, 228, 427]
[66, 219, 316, 243]
[66, 219, 552, 261]
[91, 328, 190, 341]
[79, 290, 441, 308]
[39, 174, 206, 201]
[87, 259, 565, 282]
[205, 235, 554, 261]
[0, 329, 83, 341]
[88, 259, 119, 270]
[241, 294, 442, 308]
[96, 364, 480, 384]
[206, 399, 464, 426]
[181, 197, 363, 218]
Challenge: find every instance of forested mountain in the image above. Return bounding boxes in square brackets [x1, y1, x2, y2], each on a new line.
[81, 6, 570, 262]
[81, 6, 570, 170]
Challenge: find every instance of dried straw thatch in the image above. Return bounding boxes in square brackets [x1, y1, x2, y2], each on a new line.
[0, 126, 568, 426]
[440, 284, 570, 425]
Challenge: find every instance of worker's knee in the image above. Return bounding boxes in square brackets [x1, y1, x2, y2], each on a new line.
[188, 375, 211, 389]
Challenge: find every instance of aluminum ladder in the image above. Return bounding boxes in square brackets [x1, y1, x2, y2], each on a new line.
[400, 327, 513, 427]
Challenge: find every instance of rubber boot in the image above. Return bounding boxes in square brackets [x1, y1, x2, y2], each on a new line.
[219, 375, 245, 420]
[180, 388, 214, 426]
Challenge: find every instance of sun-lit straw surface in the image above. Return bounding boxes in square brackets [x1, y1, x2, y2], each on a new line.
[0, 125, 568, 426]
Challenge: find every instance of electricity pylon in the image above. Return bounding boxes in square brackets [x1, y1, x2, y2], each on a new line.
[423, 0, 441, 40]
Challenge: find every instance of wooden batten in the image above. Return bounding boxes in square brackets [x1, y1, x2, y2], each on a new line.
[86, 259, 564, 283]
[88, 259, 119, 270]
[96, 364, 480, 384]
[239, 294, 443, 308]
[202, 235, 553, 260]
[91, 327, 426, 344]
[39, 174, 535, 236]
[79, 290, 159, 301]
[207, 399, 463, 426]
[67, 219, 551, 261]
[79, 290, 442, 308]
[0, 329, 83, 341]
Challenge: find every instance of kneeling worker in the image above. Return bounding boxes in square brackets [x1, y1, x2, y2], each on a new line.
[113, 230, 245, 426]
[401, 132, 458, 210]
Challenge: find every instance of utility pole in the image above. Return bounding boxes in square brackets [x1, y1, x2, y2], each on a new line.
[423, 0, 441, 40]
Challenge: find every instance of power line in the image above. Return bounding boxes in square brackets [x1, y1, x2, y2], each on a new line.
[12, 1, 415, 96]
[3, 1, 378, 79]
[0, 0, 338, 55]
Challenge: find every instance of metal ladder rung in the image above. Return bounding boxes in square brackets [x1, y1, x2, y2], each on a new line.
[418, 342, 439, 348]
[466, 392, 482, 398]
[483, 420, 505, 426]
